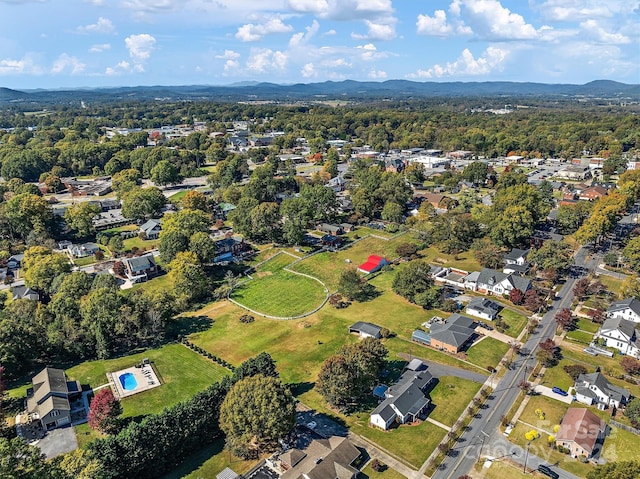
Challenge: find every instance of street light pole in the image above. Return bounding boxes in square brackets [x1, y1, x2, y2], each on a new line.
[523, 442, 530, 473]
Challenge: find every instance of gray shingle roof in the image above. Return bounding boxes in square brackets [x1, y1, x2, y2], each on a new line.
[607, 297, 640, 316]
[504, 248, 529, 262]
[576, 372, 630, 403]
[429, 313, 476, 348]
[349, 321, 382, 338]
[466, 297, 501, 317]
[124, 255, 157, 273]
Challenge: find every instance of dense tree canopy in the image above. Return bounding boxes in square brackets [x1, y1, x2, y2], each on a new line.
[219, 375, 295, 459]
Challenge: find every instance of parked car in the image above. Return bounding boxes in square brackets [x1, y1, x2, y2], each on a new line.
[551, 386, 568, 396]
[538, 465, 560, 479]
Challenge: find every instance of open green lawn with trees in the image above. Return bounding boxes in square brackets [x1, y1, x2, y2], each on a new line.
[8, 343, 230, 419]
[359, 462, 407, 479]
[466, 337, 509, 371]
[230, 252, 328, 317]
[289, 234, 417, 290]
[429, 376, 482, 427]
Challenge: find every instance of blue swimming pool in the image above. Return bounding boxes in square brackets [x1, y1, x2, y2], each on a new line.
[119, 372, 138, 391]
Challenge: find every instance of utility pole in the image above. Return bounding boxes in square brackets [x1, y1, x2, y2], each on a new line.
[523, 442, 530, 473]
[479, 430, 489, 460]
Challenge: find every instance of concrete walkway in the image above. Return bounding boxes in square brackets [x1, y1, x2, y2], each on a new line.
[348, 432, 417, 479]
[474, 327, 520, 346]
[426, 417, 452, 432]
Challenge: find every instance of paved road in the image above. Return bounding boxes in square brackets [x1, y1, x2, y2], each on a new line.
[430, 246, 597, 479]
[397, 352, 488, 384]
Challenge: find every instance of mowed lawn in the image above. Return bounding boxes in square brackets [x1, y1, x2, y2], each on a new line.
[290, 234, 417, 290]
[429, 376, 482, 427]
[466, 337, 509, 371]
[64, 343, 230, 418]
[231, 252, 327, 317]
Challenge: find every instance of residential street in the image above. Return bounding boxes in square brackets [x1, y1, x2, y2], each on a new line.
[429, 246, 597, 479]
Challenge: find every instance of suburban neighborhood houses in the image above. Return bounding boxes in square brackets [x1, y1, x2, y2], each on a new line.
[1, 93, 640, 479]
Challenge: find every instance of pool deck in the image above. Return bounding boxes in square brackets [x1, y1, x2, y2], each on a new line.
[108, 364, 161, 399]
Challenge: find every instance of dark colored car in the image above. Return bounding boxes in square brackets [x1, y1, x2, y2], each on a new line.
[552, 386, 568, 396]
[538, 465, 560, 479]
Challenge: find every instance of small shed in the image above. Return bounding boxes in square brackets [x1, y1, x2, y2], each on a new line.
[412, 330, 431, 345]
[349, 321, 382, 339]
[357, 255, 389, 274]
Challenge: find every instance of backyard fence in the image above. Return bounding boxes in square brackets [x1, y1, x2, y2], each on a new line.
[609, 419, 640, 436]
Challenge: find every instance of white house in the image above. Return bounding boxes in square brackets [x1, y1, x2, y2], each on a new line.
[574, 372, 631, 409]
[606, 298, 640, 323]
[503, 248, 529, 266]
[466, 297, 502, 321]
[370, 362, 433, 430]
[476, 268, 531, 296]
[594, 317, 639, 358]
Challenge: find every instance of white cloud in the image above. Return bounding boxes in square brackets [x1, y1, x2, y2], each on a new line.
[534, 0, 634, 22]
[301, 62, 316, 78]
[287, 0, 393, 21]
[355, 43, 386, 61]
[352, 20, 396, 41]
[289, 20, 320, 47]
[579, 19, 630, 44]
[0, 56, 42, 75]
[224, 59, 240, 72]
[89, 43, 111, 53]
[105, 61, 132, 76]
[368, 69, 387, 79]
[459, 0, 539, 41]
[215, 50, 240, 60]
[416, 10, 472, 37]
[322, 58, 352, 68]
[51, 54, 85, 74]
[76, 17, 115, 34]
[410, 46, 509, 78]
[246, 49, 287, 73]
[323, 29, 337, 36]
[125, 34, 156, 61]
[236, 18, 293, 42]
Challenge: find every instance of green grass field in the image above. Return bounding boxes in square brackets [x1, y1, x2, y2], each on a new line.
[359, 463, 408, 479]
[467, 338, 509, 371]
[289, 234, 416, 290]
[601, 425, 639, 463]
[429, 376, 482, 427]
[161, 438, 256, 479]
[497, 309, 529, 338]
[230, 252, 328, 317]
[565, 329, 594, 344]
[63, 343, 229, 418]
[123, 235, 158, 252]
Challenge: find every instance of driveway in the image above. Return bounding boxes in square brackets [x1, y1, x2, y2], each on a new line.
[533, 385, 573, 404]
[398, 352, 488, 384]
[296, 409, 348, 438]
[36, 425, 78, 458]
[474, 327, 519, 346]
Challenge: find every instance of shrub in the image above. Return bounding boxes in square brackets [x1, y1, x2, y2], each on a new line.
[370, 458, 387, 472]
[239, 314, 255, 324]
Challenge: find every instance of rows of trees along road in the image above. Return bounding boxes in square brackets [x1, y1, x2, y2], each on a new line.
[0, 100, 638, 183]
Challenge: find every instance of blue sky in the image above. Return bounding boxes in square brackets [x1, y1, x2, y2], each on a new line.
[1, 0, 638, 89]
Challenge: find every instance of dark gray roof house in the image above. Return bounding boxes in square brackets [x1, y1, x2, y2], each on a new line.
[11, 285, 40, 301]
[349, 321, 382, 339]
[122, 254, 158, 282]
[370, 361, 433, 430]
[429, 314, 477, 352]
[139, 219, 161, 239]
[503, 248, 529, 265]
[26, 368, 81, 431]
[607, 298, 640, 323]
[575, 372, 631, 408]
[466, 297, 502, 321]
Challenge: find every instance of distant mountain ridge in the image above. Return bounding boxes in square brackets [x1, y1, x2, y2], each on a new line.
[1, 79, 639, 104]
